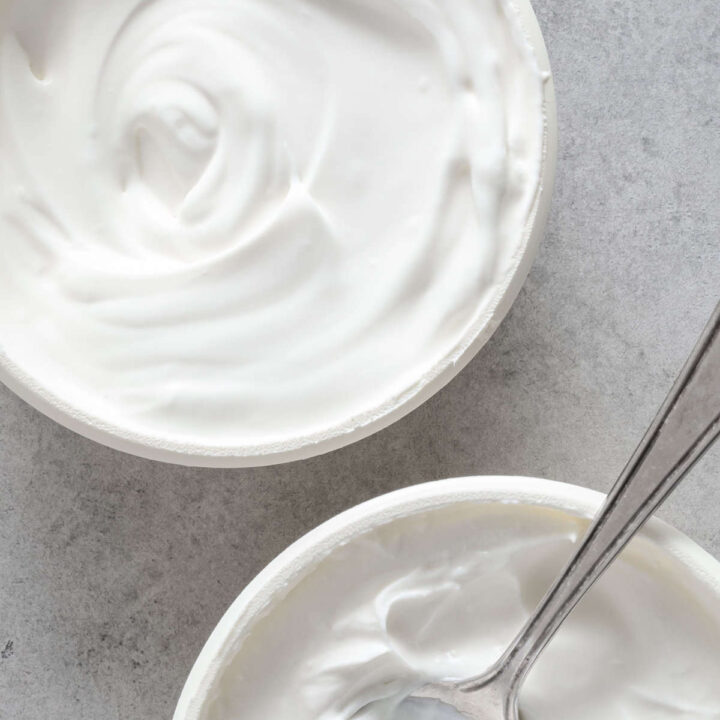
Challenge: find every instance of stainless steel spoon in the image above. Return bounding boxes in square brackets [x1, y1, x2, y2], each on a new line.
[409, 300, 720, 720]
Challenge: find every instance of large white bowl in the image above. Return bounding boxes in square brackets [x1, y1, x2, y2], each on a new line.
[173, 476, 720, 719]
[0, 0, 557, 467]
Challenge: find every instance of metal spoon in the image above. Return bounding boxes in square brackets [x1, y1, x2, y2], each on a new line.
[409, 300, 720, 720]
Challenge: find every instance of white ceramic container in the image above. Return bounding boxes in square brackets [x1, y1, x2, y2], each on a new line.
[174, 476, 720, 719]
[0, 0, 557, 467]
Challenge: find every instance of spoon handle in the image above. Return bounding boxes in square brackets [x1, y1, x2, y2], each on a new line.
[462, 300, 720, 696]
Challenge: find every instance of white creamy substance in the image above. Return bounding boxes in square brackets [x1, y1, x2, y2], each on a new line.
[0, 0, 545, 457]
[190, 502, 720, 720]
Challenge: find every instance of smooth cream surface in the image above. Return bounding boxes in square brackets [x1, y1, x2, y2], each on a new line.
[194, 503, 720, 720]
[0, 0, 545, 455]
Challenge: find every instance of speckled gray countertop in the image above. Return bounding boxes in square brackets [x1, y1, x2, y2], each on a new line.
[1, 2, 719, 718]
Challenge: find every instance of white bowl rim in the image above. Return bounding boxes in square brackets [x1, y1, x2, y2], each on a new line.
[0, 0, 559, 467]
[173, 476, 720, 720]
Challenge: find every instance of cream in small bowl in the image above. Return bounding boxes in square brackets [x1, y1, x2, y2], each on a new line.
[0, 0, 555, 466]
[174, 477, 720, 720]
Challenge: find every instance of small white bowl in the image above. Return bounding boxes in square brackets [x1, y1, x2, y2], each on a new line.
[0, 0, 557, 467]
[173, 476, 720, 719]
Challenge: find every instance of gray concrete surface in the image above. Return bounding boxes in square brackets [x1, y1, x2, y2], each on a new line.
[2, 1, 720, 718]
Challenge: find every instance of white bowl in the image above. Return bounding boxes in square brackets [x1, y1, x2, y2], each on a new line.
[0, 0, 557, 467]
[173, 476, 720, 719]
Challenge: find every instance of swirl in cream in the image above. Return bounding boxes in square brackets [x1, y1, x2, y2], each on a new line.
[0, 0, 546, 459]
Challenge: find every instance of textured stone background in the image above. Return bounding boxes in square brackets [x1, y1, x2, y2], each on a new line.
[1, 1, 719, 718]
